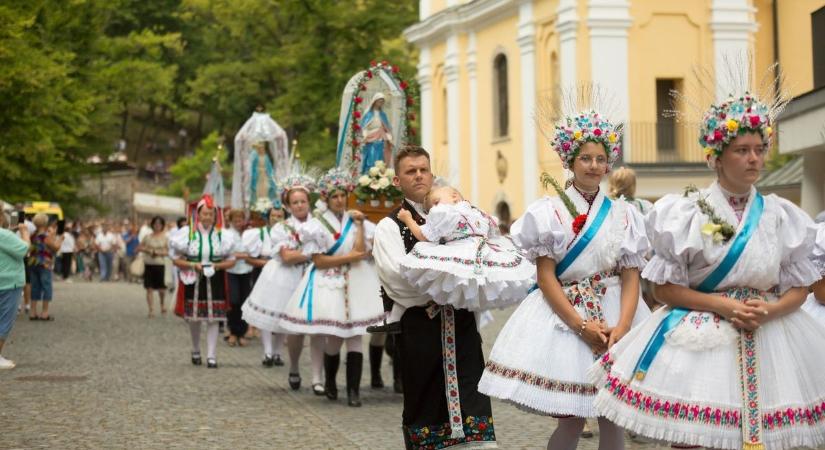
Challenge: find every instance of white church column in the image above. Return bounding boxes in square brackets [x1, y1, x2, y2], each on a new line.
[467, 32, 480, 203]
[445, 33, 462, 187]
[518, 1, 538, 204]
[710, 0, 757, 100]
[419, 0, 430, 21]
[588, 0, 632, 159]
[556, 0, 579, 96]
[417, 46, 434, 153]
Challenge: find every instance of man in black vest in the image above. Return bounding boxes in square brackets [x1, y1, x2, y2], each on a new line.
[373, 147, 496, 449]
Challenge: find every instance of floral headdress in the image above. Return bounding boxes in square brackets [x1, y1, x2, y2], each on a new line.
[551, 110, 622, 169]
[277, 163, 319, 197]
[318, 167, 355, 198]
[538, 85, 624, 170]
[188, 193, 223, 241]
[697, 93, 777, 165]
[668, 57, 790, 168]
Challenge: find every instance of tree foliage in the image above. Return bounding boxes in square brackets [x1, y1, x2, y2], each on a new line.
[0, 0, 419, 214]
[159, 132, 230, 199]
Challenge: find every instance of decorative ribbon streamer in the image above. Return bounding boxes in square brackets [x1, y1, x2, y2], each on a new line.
[298, 217, 355, 323]
[336, 97, 356, 166]
[631, 193, 765, 381]
[425, 304, 464, 440]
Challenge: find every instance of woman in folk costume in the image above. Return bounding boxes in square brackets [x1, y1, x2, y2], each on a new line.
[170, 194, 237, 368]
[589, 84, 825, 449]
[478, 105, 651, 449]
[242, 198, 280, 364]
[279, 167, 385, 407]
[360, 92, 393, 174]
[241, 171, 322, 389]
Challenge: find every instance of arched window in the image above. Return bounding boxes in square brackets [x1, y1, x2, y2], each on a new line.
[493, 54, 509, 137]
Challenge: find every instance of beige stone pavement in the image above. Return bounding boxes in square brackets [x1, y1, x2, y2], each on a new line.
[0, 280, 734, 449]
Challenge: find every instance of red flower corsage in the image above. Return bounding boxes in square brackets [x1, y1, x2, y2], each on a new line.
[572, 214, 588, 234]
[292, 232, 300, 242]
[334, 232, 341, 240]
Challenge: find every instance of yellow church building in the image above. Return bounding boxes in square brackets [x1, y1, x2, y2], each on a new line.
[404, 0, 824, 221]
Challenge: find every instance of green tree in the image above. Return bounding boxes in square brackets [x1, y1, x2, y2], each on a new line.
[158, 132, 231, 199]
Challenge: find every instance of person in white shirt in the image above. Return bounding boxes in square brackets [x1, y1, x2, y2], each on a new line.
[225, 209, 253, 347]
[58, 228, 76, 281]
[95, 222, 117, 281]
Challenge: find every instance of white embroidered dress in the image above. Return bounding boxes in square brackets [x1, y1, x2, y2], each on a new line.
[478, 187, 650, 417]
[590, 182, 825, 449]
[399, 201, 535, 311]
[241, 217, 312, 332]
[277, 210, 385, 337]
[801, 223, 825, 324]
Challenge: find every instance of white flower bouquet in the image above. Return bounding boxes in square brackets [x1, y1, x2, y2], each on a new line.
[354, 161, 403, 203]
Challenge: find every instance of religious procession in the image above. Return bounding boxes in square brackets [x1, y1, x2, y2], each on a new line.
[3, 1, 825, 449]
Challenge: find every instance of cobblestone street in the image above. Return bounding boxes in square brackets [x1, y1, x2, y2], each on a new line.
[0, 280, 668, 449]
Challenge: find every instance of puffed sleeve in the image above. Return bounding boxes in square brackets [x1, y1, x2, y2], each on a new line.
[168, 226, 190, 258]
[641, 194, 705, 287]
[812, 223, 825, 277]
[299, 219, 334, 256]
[242, 228, 263, 258]
[775, 197, 821, 292]
[219, 230, 236, 260]
[269, 223, 296, 258]
[363, 219, 377, 252]
[617, 201, 650, 270]
[419, 203, 461, 242]
[510, 197, 567, 263]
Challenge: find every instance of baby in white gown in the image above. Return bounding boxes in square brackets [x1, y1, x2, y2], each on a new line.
[373, 186, 534, 333]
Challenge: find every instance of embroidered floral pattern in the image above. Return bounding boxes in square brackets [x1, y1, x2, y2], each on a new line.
[484, 360, 598, 395]
[561, 269, 617, 323]
[685, 311, 723, 330]
[403, 415, 495, 450]
[409, 247, 523, 269]
[438, 305, 464, 438]
[740, 328, 761, 446]
[276, 311, 386, 330]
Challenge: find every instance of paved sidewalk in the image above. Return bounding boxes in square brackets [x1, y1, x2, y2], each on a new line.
[0, 280, 669, 449]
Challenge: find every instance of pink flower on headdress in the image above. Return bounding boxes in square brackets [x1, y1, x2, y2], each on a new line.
[713, 129, 723, 142]
[749, 115, 760, 127]
[562, 142, 571, 151]
[594, 129, 603, 137]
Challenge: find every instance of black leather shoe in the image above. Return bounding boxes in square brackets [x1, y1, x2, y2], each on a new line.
[273, 354, 285, 366]
[288, 373, 301, 390]
[369, 345, 385, 389]
[366, 321, 402, 334]
[191, 352, 202, 366]
[312, 383, 326, 396]
[206, 358, 218, 369]
[346, 352, 363, 407]
[262, 355, 274, 367]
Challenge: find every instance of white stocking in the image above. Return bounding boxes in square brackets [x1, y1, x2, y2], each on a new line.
[273, 333, 285, 357]
[310, 335, 325, 385]
[261, 330, 273, 357]
[546, 417, 585, 450]
[206, 322, 220, 360]
[344, 335, 362, 353]
[188, 322, 201, 353]
[597, 417, 625, 450]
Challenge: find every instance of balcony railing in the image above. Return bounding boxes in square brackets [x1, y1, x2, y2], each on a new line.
[626, 121, 705, 164]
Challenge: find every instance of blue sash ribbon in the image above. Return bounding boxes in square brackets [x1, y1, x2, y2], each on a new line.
[526, 197, 613, 294]
[298, 217, 355, 322]
[632, 193, 764, 380]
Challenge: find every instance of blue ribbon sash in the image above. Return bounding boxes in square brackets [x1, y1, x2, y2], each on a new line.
[298, 217, 355, 322]
[632, 192, 765, 380]
[526, 197, 613, 294]
[556, 197, 613, 277]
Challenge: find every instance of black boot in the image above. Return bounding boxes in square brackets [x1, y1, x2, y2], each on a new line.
[346, 352, 363, 407]
[369, 345, 385, 389]
[388, 336, 403, 394]
[324, 353, 340, 401]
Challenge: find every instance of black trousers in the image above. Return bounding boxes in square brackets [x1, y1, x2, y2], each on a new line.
[399, 306, 495, 448]
[61, 253, 74, 279]
[227, 272, 252, 337]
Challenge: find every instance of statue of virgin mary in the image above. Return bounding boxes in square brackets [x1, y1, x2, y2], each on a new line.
[231, 109, 290, 209]
[360, 92, 393, 174]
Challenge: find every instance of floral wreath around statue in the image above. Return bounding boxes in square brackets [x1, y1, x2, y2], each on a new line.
[345, 60, 418, 171]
